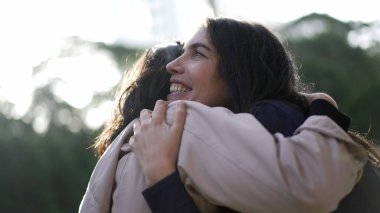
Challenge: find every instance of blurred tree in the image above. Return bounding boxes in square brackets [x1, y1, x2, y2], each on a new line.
[281, 13, 380, 141]
[0, 37, 142, 212]
[96, 41, 143, 71]
[207, 0, 218, 16]
[0, 111, 98, 212]
[30, 36, 142, 133]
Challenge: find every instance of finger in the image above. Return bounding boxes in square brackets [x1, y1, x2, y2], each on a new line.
[171, 101, 187, 133]
[133, 119, 141, 134]
[152, 100, 167, 123]
[140, 109, 152, 124]
[129, 135, 135, 147]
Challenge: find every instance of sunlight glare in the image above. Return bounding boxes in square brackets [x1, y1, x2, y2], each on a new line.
[114, 0, 154, 47]
[85, 100, 114, 130]
[42, 50, 121, 109]
[1, 0, 379, 130]
[32, 105, 50, 135]
[0, 51, 34, 118]
[216, 0, 379, 25]
[348, 22, 380, 49]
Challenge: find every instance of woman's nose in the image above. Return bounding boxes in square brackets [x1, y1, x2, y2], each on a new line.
[166, 57, 184, 75]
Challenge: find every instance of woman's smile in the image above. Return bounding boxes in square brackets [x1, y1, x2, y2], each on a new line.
[169, 83, 192, 93]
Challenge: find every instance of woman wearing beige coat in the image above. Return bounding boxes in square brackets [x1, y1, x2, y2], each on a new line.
[80, 101, 366, 213]
[80, 18, 372, 213]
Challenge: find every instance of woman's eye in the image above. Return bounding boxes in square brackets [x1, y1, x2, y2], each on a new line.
[193, 50, 205, 57]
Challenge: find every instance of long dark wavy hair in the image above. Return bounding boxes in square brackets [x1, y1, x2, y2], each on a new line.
[205, 17, 308, 113]
[93, 42, 183, 157]
[204, 18, 380, 164]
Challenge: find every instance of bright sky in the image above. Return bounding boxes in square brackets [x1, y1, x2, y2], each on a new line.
[0, 0, 378, 132]
[217, 0, 379, 24]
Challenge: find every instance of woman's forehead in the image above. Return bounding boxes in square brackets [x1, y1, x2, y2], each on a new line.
[185, 28, 208, 46]
[184, 27, 215, 52]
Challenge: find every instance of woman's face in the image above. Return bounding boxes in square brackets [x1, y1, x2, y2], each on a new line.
[166, 27, 230, 107]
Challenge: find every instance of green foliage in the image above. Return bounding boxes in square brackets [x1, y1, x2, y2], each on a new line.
[283, 14, 380, 141]
[0, 35, 141, 212]
[0, 113, 97, 212]
[96, 42, 144, 71]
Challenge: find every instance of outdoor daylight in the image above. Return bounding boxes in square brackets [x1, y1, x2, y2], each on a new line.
[0, 0, 379, 212]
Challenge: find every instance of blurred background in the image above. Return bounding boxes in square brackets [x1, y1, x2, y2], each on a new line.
[0, 0, 379, 212]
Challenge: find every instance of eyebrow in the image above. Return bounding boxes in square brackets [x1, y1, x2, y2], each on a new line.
[188, 42, 212, 52]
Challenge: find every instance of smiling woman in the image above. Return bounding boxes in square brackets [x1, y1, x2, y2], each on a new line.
[167, 27, 230, 107]
[79, 17, 372, 213]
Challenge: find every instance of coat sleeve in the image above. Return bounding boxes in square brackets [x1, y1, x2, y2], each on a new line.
[166, 101, 367, 213]
[78, 122, 134, 213]
[142, 171, 201, 213]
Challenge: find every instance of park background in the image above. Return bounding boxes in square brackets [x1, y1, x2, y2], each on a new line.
[0, 0, 379, 212]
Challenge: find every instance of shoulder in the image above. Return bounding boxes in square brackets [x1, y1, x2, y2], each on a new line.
[166, 101, 271, 142]
[167, 100, 258, 125]
[251, 100, 306, 136]
[252, 100, 303, 117]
